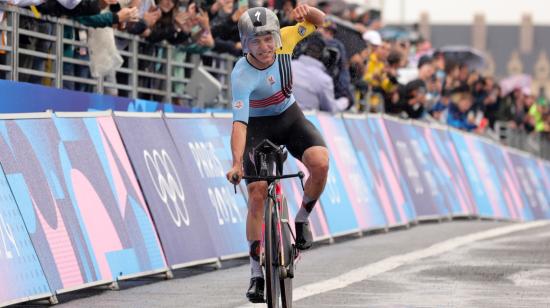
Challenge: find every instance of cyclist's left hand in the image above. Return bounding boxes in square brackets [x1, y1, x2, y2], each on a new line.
[291, 4, 310, 23]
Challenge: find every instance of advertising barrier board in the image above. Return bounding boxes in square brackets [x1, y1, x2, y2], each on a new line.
[344, 116, 416, 226]
[0, 115, 167, 292]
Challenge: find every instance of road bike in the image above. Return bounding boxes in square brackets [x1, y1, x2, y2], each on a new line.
[234, 139, 305, 308]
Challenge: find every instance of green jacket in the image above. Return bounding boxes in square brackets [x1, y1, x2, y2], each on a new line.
[75, 11, 118, 28]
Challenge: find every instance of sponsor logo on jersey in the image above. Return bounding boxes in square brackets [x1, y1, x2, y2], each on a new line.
[233, 100, 243, 109]
[267, 75, 276, 85]
[298, 26, 306, 37]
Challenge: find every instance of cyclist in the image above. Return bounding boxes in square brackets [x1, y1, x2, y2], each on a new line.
[225, 4, 328, 303]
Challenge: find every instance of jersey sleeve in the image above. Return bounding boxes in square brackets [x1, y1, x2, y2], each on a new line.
[278, 21, 317, 54]
[231, 63, 254, 124]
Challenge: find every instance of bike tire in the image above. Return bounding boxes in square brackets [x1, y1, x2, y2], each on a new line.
[279, 196, 293, 308]
[280, 277, 292, 308]
[264, 197, 280, 308]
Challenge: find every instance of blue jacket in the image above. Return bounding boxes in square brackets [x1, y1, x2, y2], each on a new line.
[447, 103, 477, 131]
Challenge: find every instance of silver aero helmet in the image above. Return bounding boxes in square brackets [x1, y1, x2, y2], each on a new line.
[238, 7, 282, 54]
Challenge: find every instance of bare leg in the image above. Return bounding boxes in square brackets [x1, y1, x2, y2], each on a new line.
[246, 181, 268, 241]
[246, 181, 267, 279]
[301, 146, 329, 201]
[294, 146, 329, 249]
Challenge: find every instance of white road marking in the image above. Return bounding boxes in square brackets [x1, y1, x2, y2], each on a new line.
[236, 220, 550, 308]
[508, 269, 550, 287]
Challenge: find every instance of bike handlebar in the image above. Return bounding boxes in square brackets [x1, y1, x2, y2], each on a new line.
[231, 172, 305, 194]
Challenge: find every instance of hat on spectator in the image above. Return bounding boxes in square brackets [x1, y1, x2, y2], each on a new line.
[362, 30, 382, 46]
[417, 55, 433, 69]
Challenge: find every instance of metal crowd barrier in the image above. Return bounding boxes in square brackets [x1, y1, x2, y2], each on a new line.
[494, 121, 550, 160]
[0, 3, 234, 108]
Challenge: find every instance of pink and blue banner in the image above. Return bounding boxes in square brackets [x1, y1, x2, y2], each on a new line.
[164, 116, 249, 258]
[538, 160, 550, 218]
[305, 114, 359, 236]
[0, 164, 51, 306]
[506, 151, 550, 219]
[449, 130, 525, 220]
[421, 127, 476, 216]
[343, 116, 416, 226]
[0, 116, 167, 292]
[315, 113, 387, 230]
[385, 119, 478, 217]
[114, 115, 220, 266]
[383, 119, 452, 218]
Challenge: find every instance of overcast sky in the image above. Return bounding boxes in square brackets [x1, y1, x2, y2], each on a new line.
[354, 0, 550, 25]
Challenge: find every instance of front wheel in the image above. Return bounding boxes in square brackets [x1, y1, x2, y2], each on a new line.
[264, 197, 280, 308]
[279, 196, 293, 308]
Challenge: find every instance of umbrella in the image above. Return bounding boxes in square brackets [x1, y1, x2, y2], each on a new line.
[438, 45, 487, 70]
[499, 74, 532, 97]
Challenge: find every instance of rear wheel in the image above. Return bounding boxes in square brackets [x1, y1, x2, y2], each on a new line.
[264, 198, 280, 308]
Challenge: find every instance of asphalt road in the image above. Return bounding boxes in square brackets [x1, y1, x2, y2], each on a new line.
[16, 219, 550, 308]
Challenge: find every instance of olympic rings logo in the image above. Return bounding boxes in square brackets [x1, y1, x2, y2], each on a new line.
[144, 149, 190, 227]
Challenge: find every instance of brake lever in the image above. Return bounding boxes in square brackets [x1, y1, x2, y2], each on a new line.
[298, 171, 305, 191]
[232, 174, 239, 194]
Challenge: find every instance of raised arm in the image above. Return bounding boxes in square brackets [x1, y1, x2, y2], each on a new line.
[291, 4, 325, 27]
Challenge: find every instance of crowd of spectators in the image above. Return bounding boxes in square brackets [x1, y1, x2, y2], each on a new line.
[289, 0, 550, 142]
[0, 0, 239, 98]
[0, 0, 549, 139]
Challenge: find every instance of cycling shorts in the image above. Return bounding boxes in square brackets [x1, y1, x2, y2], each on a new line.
[243, 103, 326, 184]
